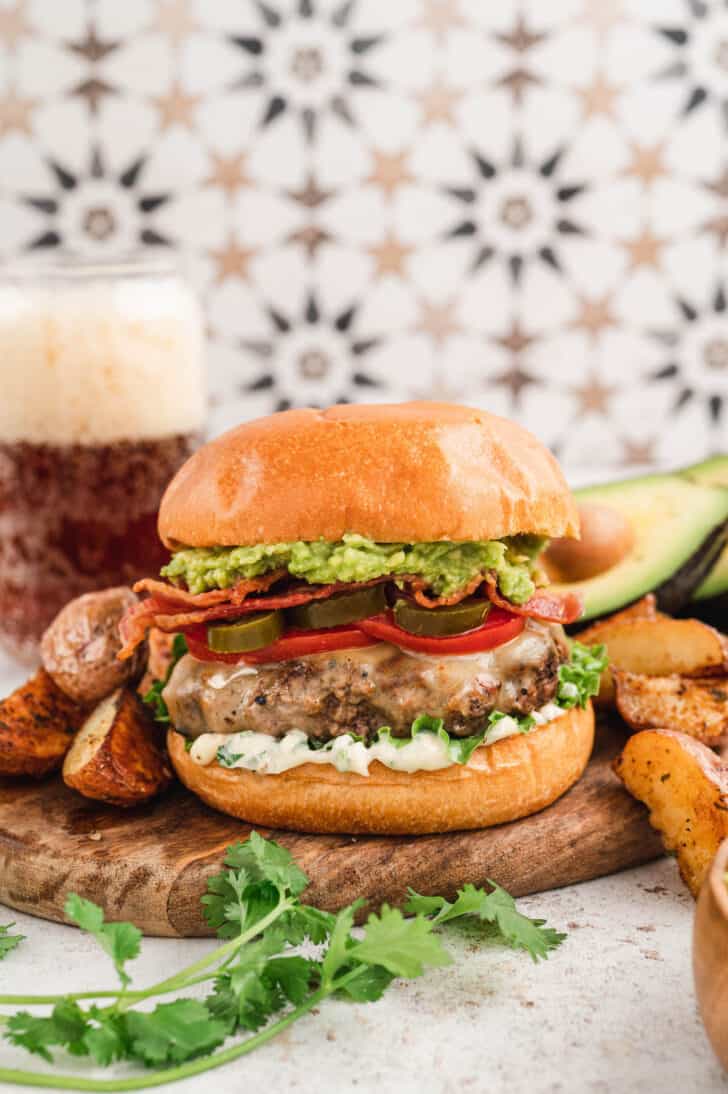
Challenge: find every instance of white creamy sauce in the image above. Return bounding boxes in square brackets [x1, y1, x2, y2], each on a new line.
[188, 700, 566, 777]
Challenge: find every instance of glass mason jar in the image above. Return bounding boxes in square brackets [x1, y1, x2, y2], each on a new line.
[0, 254, 206, 661]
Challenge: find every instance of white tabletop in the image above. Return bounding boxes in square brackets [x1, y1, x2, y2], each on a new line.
[0, 652, 724, 1094]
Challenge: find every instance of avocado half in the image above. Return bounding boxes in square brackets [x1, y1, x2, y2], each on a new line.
[681, 456, 728, 600]
[549, 471, 728, 622]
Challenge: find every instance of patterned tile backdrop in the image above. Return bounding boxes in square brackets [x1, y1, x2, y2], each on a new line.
[2, 0, 728, 471]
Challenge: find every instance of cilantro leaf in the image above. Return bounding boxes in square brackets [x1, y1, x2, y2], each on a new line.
[0, 923, 24, 960]
[202, 834, 308, 937]
[5, 1002, 91, 1064]
[320, 903, 360, 985]
[124, 1001, 228, 1066]
[143, 634, 188, 723]
[337, 964, 394, 1003]
[349, 906, 451, 979]
[479, 882, 566, 962]
[265, 956, 318, 1006]
[557, 642, 607, 709]
[64, 895, 141, 989]
[406, 882, 565, 962]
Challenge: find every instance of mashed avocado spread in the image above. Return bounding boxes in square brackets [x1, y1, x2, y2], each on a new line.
[161, 534, 544, 603]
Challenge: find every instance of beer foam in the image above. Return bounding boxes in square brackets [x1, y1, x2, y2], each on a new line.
[0, 270, 206, 445]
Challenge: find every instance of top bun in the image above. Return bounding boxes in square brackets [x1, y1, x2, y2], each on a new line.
[159, 402, 579, 548]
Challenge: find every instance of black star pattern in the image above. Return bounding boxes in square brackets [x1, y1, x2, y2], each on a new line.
[22, 146, 172, 252]
[240, 294, 382, 410]
[648, 282, 728, 425]
[230, 0, 386, 141]
[442, 139, 588, 283]
[654, 1, 728, 128]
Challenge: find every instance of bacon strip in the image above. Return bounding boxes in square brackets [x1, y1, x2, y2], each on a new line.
[133, 570, 286, 608]
[484, 574, 583, 624]
[406, 573, 485, 608]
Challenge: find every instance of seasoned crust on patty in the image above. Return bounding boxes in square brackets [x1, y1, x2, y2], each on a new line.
[164, 620, 569, 742]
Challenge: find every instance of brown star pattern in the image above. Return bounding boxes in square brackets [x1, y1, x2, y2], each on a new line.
[496, 16, 546, 54]
[416, 298, 462, 346]
[622, 226, 668, 272]
[71, 77, 117, 114]
[703, 213, 728, 248]
[0, 87, 37, 137]
[577, 72, 622, 118]
[368, 232, 413, 277]
[366, 150, 415, 199]
[620, 437, 656, 466]
[209, 239, 257, 284]
[152, 82, 202, 131]
[490, 364, 540, 403]
[154, 0, 198, 47]
[415, 78, 463, 126]
[624, 142, 668, 188]
[287, 175, 334, 210]
[571, 294, 618, 340]
[579, 0, 624, 39]
[288, 224, 332, 258]
[0, 1, 29, 48]
[205, 152, 251, 199]
[67, 23, 120, 63]
[493, 318, 537, 356]
[417, 0, 466, 42]
[705, 166, 728, 202]
[498, 68, 542, 104]
[571, 373, 617, 415]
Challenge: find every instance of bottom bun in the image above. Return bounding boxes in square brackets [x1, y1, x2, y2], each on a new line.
[167, 703, 595, 835]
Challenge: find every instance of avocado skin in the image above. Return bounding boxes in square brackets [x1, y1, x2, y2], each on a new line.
[553, 471, 728, 623]
[680, 456, 728, 602]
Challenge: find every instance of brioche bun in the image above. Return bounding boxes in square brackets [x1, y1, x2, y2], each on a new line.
[167, 703, 594, 835]
[159, 402, 579, 549]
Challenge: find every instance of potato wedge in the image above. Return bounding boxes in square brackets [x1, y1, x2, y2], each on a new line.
[613, 729, 728, 897]
[581, 615, 728, 705]
[578, 594, 660, 639]
[63, 687, 172, 806]
[614, 670, 728, 740]
[0, 669, 87, 778]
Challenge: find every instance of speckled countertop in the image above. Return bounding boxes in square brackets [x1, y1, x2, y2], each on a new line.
[0, 658, 725, 1094]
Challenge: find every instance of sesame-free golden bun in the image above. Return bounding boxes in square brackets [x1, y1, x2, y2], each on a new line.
[158, 402, 580, 549]
[167, 703, 594, 835]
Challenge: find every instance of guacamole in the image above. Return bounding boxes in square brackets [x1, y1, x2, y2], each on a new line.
[161, 534, 544, 604]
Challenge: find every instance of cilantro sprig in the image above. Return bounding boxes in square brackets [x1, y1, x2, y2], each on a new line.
[0, 833, 564, 1090]
[0, 926, 23, 962]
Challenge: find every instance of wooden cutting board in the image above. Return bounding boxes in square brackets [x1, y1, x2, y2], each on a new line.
[0, 715, 662, 936]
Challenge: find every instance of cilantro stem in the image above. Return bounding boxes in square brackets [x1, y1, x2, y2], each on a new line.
[0, 967, 367, 1092]
[0, 973, 216, 1008]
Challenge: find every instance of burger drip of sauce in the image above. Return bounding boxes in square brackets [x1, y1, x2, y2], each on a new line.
[0, 258, 205, 660]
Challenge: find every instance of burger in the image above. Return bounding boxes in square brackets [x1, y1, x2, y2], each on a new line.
[120, 402, 602, 835]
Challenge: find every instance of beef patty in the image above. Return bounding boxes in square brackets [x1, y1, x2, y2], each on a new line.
[164, 619, 569, 742]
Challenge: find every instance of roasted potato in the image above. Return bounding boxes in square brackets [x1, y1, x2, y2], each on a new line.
[41, 587, 147, 705]
[579, 614, 728, 705]
[63, 687, 172, 806]
[614, 670, 728, 740]
[0, 669, 87, 778]
[613, 729, 728, 897]
[544, 502, 635, 582]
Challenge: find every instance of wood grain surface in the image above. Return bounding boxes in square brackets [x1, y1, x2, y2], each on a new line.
[0, 716, 663, 937]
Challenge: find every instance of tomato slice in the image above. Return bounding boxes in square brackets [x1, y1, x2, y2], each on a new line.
[184, 623, 378, 664]
[357, 608, 524, 655]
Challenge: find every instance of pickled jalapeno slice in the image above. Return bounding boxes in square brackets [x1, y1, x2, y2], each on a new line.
[392, 598, 491, 637]
[206, 611, 283, 653]
[286, 584, 387, 629]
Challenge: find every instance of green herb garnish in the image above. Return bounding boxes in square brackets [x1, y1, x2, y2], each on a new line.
[557, 641, 607, 709]
[0, 925, 23, 962]
[0, 833, 565, 1090]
